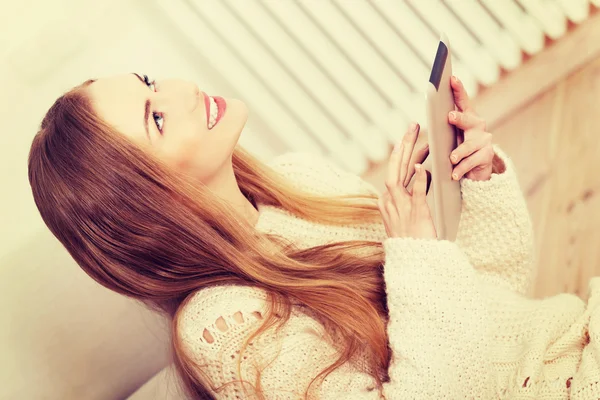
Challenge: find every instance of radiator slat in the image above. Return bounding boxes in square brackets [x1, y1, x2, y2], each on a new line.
[157, 0, 323, 159]
[187, 0, 373, 172]
[299, 1, 417, 120]
[516, 0, 567, 39]
[555, 0, 590, 23]
[445, 0, 522, 70]
[480, 0, 545, 55]
[224, 0, 389, 163]
[367, 0, 480, 96]
[408, 0, 500, 85]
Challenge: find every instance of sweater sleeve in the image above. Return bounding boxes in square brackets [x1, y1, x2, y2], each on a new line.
[455, 144, 536, 295]
[381, 237, 497, 398]
[179, 239, 497, 399]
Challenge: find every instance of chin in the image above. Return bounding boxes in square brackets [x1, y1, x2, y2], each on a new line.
[229, 98, 249, 124]
[218, 98, 247, 157]
[226, 98, 248, 138]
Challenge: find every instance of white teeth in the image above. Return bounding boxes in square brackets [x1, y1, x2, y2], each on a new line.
[208, 96, 218, 129]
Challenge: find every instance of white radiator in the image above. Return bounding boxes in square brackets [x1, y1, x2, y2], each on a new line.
[155, 0, 597, 175]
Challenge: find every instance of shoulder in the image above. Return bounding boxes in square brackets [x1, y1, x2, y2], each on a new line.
[176, 285, 366, 397]
[184, 284, 269, 314]
[176, 285, 273, 392]
[177, 284, 329, 367]
[267, 151, 357, 181]
[267, 151, 380, 197]
[177, 285, 269, 346]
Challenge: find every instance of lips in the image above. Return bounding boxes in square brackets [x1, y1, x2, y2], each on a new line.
[212, 96, 226, 127]
[202, 92, 227, 129]
[203, 92, 210, 127]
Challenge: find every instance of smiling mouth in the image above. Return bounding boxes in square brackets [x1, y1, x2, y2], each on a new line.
[203, 92, 226, 129]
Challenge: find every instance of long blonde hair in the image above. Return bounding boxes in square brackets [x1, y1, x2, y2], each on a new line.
[27, 79, 390, 399]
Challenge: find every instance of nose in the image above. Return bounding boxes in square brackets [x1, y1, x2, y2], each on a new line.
[155, 79, 200, 111]
[178, 81, 199, 110]
[192, 83, 200, 109]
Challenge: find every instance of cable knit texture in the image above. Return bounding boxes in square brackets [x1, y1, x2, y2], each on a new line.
[178, 146, 600, 399]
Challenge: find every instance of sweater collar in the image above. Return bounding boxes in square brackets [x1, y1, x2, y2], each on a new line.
[253, 201, 273, 231]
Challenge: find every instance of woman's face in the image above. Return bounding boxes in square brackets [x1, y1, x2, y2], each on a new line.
[87, 73, 248, 183]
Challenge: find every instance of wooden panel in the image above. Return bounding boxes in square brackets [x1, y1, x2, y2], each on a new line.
[493, 57, 600, 299]
[474, 7, 600, 131]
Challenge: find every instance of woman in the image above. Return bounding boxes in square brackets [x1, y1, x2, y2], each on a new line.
[27, 72, 600, 399]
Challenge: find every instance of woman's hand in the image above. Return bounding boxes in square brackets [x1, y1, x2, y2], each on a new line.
[448, 76, 495, 182]
[378, 123, 437, 240]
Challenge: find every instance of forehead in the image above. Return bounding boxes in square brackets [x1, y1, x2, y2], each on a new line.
[86, 73, 146, 139]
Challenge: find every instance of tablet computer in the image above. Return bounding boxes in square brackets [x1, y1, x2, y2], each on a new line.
[423, 34, 462, 241]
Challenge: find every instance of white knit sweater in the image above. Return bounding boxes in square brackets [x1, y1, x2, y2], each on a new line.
[178, 146, 600, 399]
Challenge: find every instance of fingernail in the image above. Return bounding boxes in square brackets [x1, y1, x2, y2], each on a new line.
[453, 76, 460, 83]
[449, 111, 456, 120]
[452, 173, 458, 180]
[415, 164, 421, 172]
[410, 122, 419, 132]
[451, 154, 457, 163]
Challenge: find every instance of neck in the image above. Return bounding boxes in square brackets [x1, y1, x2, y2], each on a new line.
[204, 162, 260, 227]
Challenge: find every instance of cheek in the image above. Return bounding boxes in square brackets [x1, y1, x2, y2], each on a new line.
[156, 131, 218, 178]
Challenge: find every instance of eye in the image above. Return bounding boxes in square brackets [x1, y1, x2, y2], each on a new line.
[142, 74, 163, 133]
[143, 74, 155, 91]
[153, 113, 164, 131]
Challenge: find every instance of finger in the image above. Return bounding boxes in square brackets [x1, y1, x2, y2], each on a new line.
[404, 140, 429, 187]
[384, 197, 401, 235]
[450, 75, 472, 112]
[377, 192, 390, 236]
[378, 194, 389, 218]
[456, 126, 465, 147]
[426, 169, 432, 194]
[450, 132, 492, 165]
[378, 195, 392, 237]
[448, 110, 485, 131]
[386, 141, 404, 191]
[451, 146, 493, 180]
[386, 140, 410, 209]
[411, 164, 428, 201]
[400, 123, 420, 187]
[450, 139, 479, 165]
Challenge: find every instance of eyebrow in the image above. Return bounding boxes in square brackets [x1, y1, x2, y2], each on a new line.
[131, 72, 151, 139]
